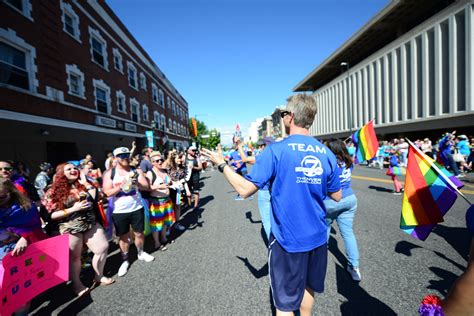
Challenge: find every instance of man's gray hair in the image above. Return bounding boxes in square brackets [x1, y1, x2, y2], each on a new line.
[285, 93, 318, 129]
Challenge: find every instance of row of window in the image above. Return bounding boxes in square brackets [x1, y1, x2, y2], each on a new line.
[58, 0, 188, 121]
[65, 65, 187, 136]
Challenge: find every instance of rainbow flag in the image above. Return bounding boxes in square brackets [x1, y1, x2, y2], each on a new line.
[351, 120, 379, 164]
[400, 141, 464, 240]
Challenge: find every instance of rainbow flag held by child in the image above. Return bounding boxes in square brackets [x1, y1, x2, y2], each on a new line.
[351, 120, 379, 164]
[400, 140, 464, 240]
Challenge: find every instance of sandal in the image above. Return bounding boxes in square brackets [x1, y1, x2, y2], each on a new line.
[93, 277, 115, 287]
[75, 287, 90, 297]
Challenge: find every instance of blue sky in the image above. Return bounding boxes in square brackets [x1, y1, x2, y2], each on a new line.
[108, 0, 388, 144]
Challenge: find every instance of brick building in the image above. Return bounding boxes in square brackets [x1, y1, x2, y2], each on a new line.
[0, 0, 190, 169]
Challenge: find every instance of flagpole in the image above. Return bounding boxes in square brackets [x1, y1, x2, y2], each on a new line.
[405, 138, 473, 205]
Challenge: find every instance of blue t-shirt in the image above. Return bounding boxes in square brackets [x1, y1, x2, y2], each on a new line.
[326, 162, 353, 199]
[457, 140, 470, 156]
[229, 150, 247, 173]
[245, 134, 341, 253]
[389, 154, 399, 167]
[255, 152, 270, 191]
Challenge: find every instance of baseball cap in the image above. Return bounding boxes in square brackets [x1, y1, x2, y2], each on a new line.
[188, 145, 197, 151]
[257, 140, 266, 146]
[458, 134, 468, 139]
[113, 147, 131, 157]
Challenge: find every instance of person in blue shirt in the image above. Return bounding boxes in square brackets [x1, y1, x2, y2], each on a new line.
[438, 132, 461, 176]
[238, 138, 273, 242]
[228, 144, 248, 200]
[202, 94, 342, 316]
[324, 139, 361, 281]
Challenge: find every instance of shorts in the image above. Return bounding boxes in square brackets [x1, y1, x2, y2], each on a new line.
[112, 208, 145, 236]
[187, 177, 200, 194]
[268, 235, 327, 312]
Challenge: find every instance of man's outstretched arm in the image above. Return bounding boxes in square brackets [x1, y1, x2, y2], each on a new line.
[201, 148, 258, 198]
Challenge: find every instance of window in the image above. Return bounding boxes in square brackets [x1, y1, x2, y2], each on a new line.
[142, 104, 149, 121]
[152, 83, 158, 103]
[153, 111, 160, 125]
[112, 48, 123, 73]
[61, 1, 80, 42]
[130, 98, 140, 123]
[172, 101, 176, 116]
[173, 121, 177, 133]
[159, 89, 164, 107]
[65, 64, 85, 98]
[116, 90, 126, 113]
[0, 42, 29, 90]
[140, 72, 146, 90]
[167, 96, 171, 109]
[127, 61, 137, 89]
[160, 114, 165, 130]
[89, 27, 108, 70]
[92, 79, 111, 114]
[168, 118, 172, 130]
[4, 0, 33, 20]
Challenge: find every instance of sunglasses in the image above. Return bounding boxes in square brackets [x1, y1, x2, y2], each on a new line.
[280, 110, 291, 118]
[116, 153, 130, 159]
[152, 158, 164, 163]
[0, 167, 13, 172]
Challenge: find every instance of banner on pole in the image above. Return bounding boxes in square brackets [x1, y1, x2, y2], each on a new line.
[145, 130, 154, 148]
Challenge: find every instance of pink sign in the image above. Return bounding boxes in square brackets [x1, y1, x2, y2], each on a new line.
[0, 234, 69, 316]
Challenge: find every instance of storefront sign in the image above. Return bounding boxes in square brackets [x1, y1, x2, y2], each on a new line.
[95, 116, 117, 128]
[124, 123, 137, 132]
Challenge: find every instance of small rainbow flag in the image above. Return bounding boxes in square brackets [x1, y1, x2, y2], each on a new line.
[351, 120, 379, 164]
[400, 140, 464, 240]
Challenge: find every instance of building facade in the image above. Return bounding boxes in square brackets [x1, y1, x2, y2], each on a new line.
[295, 0, 474, 140]
[0, 0, 190, 168]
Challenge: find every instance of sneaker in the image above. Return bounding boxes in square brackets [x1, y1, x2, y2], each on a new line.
[175, 223, 186, 231]
[118, 261, 130, 277]
[393, 191, 402, 195]
[138, 251, 155, 262]
[456, 174, 466, 178]
[347, 266, 361, 281]
[235, 196, 244, 201]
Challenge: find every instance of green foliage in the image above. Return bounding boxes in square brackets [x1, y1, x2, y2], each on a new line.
[188, 118, 220, 149]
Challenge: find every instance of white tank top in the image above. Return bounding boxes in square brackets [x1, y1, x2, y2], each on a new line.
[110, 169, 143, 214]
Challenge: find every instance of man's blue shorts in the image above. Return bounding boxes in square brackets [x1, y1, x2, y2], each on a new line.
[268, 235, 327, 312]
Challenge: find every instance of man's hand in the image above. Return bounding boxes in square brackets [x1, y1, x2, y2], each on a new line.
[201, 147, 226, 166]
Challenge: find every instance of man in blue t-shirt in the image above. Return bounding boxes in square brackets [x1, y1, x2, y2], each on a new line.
[202, 94, 342, 315]
[228, 144, 248, 200]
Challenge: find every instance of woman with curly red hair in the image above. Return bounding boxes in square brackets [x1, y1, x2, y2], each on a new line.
[43, 163, 113, 296]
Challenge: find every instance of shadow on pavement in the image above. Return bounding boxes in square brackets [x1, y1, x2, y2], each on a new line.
[329, 236, 396, 315]
[432, 224, 470, 261]
[336, 264, 397, 315]
[394, 240, 422, 256]
[426, 266, 459, 297]
[368, 185, 393, 193]
[236, 256, 268, 279]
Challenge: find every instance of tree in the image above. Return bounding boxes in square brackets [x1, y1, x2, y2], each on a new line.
[188, 118, 208, 147]
[208, 129, 221, 149]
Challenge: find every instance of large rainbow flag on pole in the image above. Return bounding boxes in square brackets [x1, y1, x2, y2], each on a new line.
[351, 120, 379, 164]
[400, 139, 466, 240]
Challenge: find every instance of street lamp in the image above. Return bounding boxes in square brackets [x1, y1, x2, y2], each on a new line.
[341, 62, 353, 136]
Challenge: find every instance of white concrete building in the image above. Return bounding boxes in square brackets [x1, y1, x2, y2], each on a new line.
[294, 0, 474, 140]
[247, 117, 263, 142]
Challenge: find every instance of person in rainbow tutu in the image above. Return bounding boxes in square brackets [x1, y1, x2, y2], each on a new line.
[146, 151, 175, 251]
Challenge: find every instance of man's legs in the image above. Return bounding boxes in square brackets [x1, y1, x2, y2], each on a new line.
[193, 192, 199, 208]
[300, 288, 315, 316]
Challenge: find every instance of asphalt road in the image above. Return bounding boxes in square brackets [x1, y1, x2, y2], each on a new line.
[29, 166, 473, 315]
